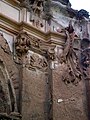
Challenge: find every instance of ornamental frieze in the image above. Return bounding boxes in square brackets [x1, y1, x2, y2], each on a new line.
[15, 32, 56, 60]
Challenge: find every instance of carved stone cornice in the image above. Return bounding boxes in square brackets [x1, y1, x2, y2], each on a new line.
[0, 13, 66, 43]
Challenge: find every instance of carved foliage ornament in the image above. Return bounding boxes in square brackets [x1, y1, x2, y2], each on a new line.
[25, 53, 48, 72]
[59, 22, 82, 85]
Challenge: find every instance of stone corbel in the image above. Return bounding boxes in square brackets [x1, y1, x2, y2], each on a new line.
[15, 32, 31, 56]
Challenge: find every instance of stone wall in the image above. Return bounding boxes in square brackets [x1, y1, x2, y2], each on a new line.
[22, 52, 49, 120]
[0, 34, 21, 119]
[52, 29, 88, 120]
[53, 65, 88, 120]
[0, 0, 89, 118]
[0, 27, 89, 120]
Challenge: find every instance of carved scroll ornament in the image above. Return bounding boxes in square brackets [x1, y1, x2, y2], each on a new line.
[59, 23, 82, 85]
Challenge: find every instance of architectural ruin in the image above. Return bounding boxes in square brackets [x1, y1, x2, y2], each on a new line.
[0, 0, 90, 120]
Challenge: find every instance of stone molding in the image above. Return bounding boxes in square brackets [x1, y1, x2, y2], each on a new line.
[0, 12, 66, 43]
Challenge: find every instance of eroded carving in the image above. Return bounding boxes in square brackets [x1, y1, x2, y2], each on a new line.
[81, 47, 90, 78]
[25, 53, 48, 71]
[58, 22, 82, 85]
[30, 37, 55, 60]
[43, 0, 52, 21]
[32, 0, 43, 17]
[15, 32, 31, 56]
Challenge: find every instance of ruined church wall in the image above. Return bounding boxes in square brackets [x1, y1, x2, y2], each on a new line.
[0, 1, 89, 119]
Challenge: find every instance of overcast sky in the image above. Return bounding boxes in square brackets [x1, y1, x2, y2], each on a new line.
[70, 0, 90, 14]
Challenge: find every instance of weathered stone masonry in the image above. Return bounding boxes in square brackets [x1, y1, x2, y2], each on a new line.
[0, 0, 90, 120]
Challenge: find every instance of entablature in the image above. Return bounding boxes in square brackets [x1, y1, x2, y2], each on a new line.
[0, 12, 66, 46]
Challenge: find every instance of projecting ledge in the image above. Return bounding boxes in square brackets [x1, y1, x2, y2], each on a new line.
[0, 13, 66, 45]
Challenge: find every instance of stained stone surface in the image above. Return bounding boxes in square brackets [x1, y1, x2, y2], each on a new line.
[0, 29, 89, 120]
[52, 64, 88, 120]
[22, 68, 47, 120]
[22, 52, 49, 120]
[0, 34, 21, 119]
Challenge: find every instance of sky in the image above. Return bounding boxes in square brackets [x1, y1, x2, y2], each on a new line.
[70, 0, 90, 14]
